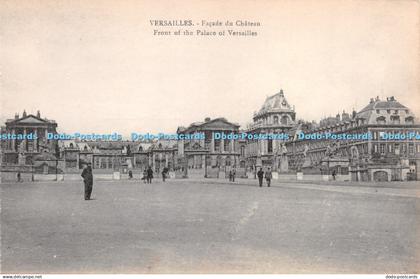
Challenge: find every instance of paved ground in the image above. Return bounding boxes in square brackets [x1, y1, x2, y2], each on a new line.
[1, 178, 419, 273]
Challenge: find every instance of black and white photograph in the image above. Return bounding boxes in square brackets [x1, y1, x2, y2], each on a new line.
[0, 0, 419, 277]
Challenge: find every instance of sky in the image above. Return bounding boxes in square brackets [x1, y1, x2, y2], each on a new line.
[1, 0, 419, 136]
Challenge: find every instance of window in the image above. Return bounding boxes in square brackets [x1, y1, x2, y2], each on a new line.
[380, 144, 385, 155]
[273, 116, 279, 124]
[405, 116, 414, 124]
[376, 109, 380, 114]
[281, 116, 288, 125]
[376, 116, 386, 125]
[394, 144, 400, 155]
[387, 110, 390, 114]
[373, 144, 378, 153]
[267, 139, 273, 153]
[240, 146, 245, 157]
[388, 144, 393, 153]
[409, 144, 414, 155]
[390, 115, 400, 124]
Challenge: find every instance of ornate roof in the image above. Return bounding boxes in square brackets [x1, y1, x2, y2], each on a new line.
[256, 89, 294, 116]
[355, 96, 416, 125]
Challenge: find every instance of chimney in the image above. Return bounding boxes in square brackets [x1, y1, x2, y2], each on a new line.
[37, 110, 40, 118]
[14, 113, 19, 119]
[204, 117, 211, 122]
[22, 110, 27, 117]
[370, 98, 374, 103]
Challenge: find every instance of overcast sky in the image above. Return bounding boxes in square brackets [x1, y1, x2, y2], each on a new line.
[1, 0, 419, 135]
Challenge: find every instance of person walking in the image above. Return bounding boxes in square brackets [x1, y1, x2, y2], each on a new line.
[265, 167, 272, 187]
[162, 167, 168, 182]
[257, 167, 264, 187]
[231, 168, 236, 182]
[146, 166, 154, 184]
[81, 164, 93, 200]
[142, 169, 147, 183]
[332, 170, 336, 181]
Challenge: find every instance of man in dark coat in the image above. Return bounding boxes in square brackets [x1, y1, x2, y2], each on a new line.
[146, 166, 154, 184]
[81, 164, 93, 200]
[257, 167, 264, 187]
[265, 167, 272, 187]
[162, 167, 168, 182]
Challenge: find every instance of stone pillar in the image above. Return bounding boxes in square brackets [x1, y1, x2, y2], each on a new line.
[45, 129, 48, 143]
[11, 129, 16, 151]
[165, 153, 169, 167]
[193, 155, 197, 168]
[220, 137, 224, 153]
[202, 155, 206, 169]
[230, 139, 235, 153]
[23, 128, 27, 151]
[178, 139, 184, 156]
[210, 136, 215, 153]
[34, 128, 38, 152]
[152, 153, 156, 171]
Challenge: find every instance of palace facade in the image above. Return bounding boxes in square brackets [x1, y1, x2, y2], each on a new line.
[2, 91, 419, 182]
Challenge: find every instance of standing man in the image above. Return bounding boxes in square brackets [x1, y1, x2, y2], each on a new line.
[162, 167, 168, 182]
[265, 167, 272, 187]
[81, 163, 93, 200]
[147, 166, 154, 184]
[257, 167, 264, 187]
[231, 167, 236, 182]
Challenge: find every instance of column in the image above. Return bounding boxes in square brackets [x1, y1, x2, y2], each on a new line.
[152, 153, 156, 171]
[11, 129, 16, 151]
[210, 136, 215, 153]
[221, 137, 224, 153]
[230, 138, 235, 153]
[202, 155, 206, 169]
[23, 128, 27, 151]
[45, 129, 48, 143]
[165, 153, 169, 167]
[34, 128, 38, 152]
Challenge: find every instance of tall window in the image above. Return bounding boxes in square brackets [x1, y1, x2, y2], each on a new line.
[409, 144, 414, 155]
[273, 116, 279, 124]
[281, 116, 288, 125]
[380, 144, 385, 155]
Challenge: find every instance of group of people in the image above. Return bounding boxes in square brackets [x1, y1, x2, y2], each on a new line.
[257, 167, 272, 187]
[80, 164, 276, 201]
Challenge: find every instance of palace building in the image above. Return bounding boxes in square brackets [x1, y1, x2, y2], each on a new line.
[1, 110, 59, 166]
[244, 89, 296, 172]
[283, 96, 420, 181]
[176, 117, 246, 178]
[1, 92, 419, 182]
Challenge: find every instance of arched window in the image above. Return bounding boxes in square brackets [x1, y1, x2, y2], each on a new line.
[281, 115, 288, 125]
[405, 116, 414, 124]
[273, 116, 279, 124]
[390, 115, 400, 124]
[138, 146, 143, 152]
[376, 116, 386, 125]
[69, 143, 74, 148]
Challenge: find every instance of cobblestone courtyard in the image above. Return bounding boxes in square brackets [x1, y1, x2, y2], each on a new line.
[1, 178, 419, 273]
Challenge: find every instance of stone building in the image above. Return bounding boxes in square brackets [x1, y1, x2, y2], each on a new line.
[177, 117, 245, 178]
[284, 96, 420, 181]
[244, 89, 296, 172]
[1, 110, 59, 166]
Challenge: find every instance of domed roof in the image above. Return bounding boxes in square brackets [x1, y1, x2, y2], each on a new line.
[257, 89, 294, 115]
